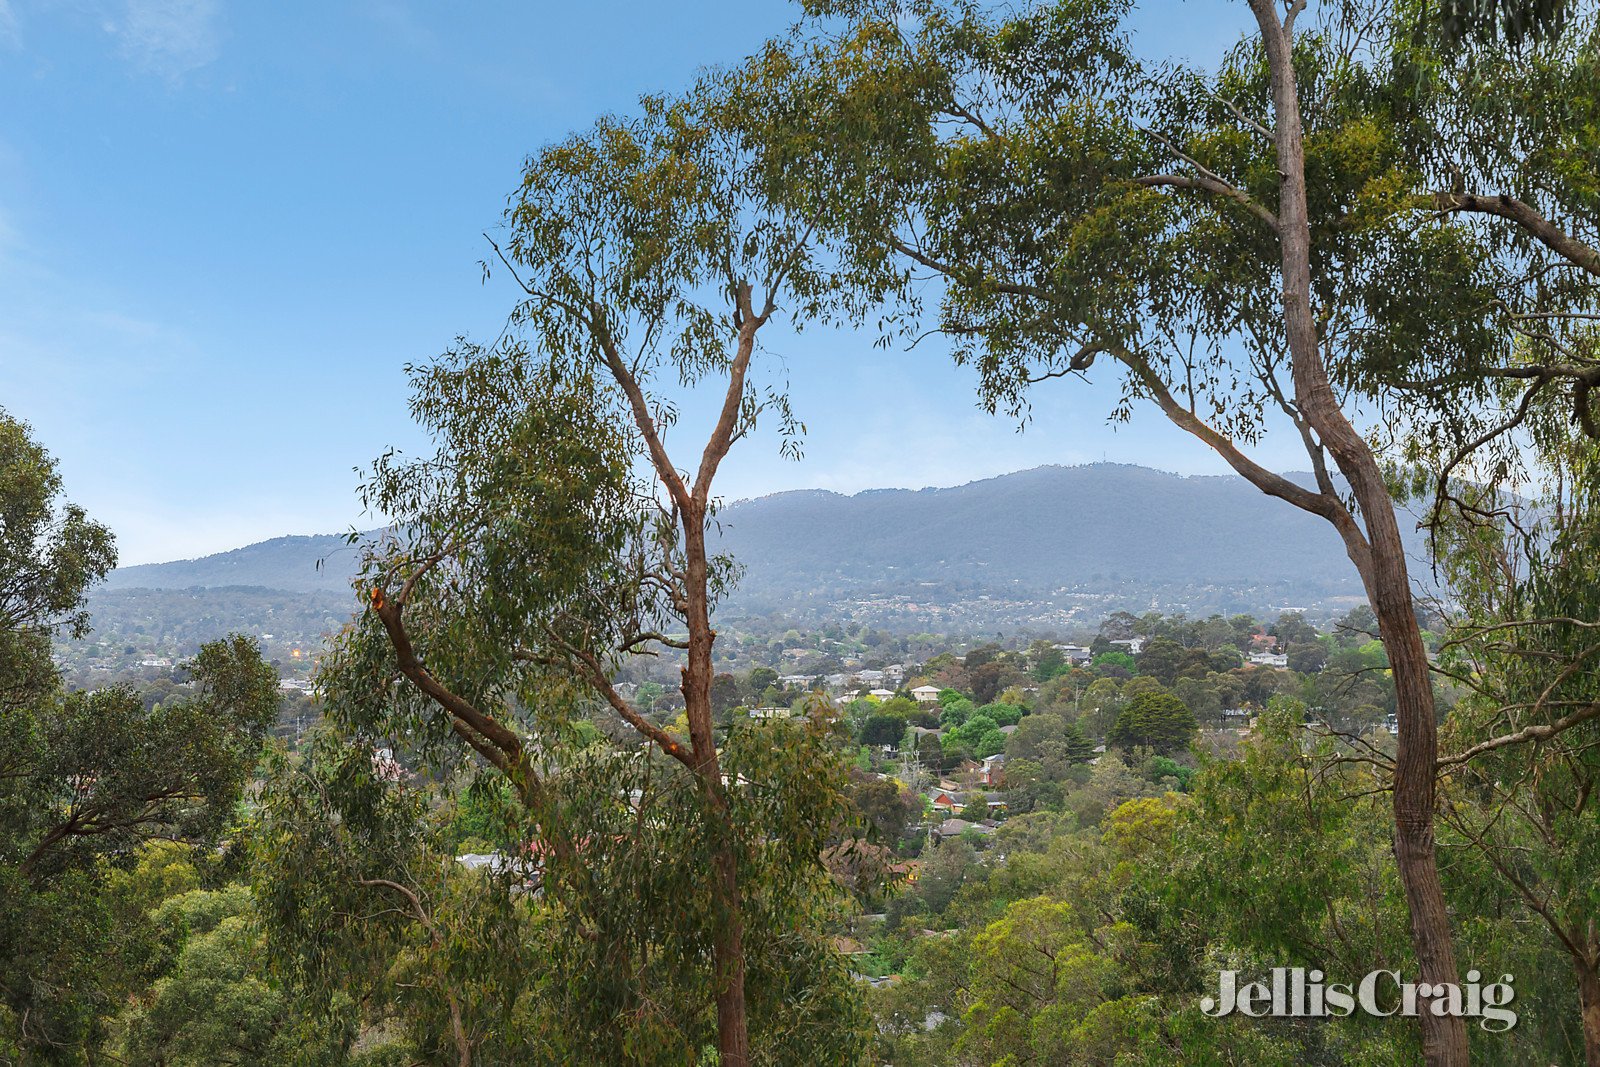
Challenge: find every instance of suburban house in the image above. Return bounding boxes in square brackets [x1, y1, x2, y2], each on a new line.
[978, 753, 1007, 786]
[932, 818, 995, 842]
[1248, 651, 1289, 668]
[748, 706, 793, 719]
[1109, 636, 1145, 655]
[911, 684, 943, 703]
[927, 789, 963, 814]
[1055, 644, 1092, 662]
[888, 860, 920, 885]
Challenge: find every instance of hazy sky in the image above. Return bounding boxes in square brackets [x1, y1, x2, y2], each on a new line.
[0, 0, 1288, 565]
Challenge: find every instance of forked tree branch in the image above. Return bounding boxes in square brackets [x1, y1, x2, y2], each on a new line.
[355, 877, 473, 1067]
[369, 588, 531, 787]
[553, 637, 700, 773]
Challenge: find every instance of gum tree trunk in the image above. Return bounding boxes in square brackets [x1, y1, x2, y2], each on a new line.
[682, 500, 750, 1067]
[1248, 2, 1469, 1062]
[1578, 955, 1600, 1067]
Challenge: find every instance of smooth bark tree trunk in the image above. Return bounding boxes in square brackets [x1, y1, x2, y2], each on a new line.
[1368, 534, 1467, 1066]
[710, 846, 751, 1067]
[1578, 957, 1600, 1067]
[682, 501, 751, 1067]
[1248, 2, 1469, 1062]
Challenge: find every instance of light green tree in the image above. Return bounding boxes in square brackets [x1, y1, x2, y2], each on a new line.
[310, 88, 877, 1065]
[1431, 414, 1600, 1062]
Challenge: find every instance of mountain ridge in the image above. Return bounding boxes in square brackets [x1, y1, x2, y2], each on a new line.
[101, 464, 1417, 611]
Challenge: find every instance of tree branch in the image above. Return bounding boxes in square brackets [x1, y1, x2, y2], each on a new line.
[369, 589, 529, 785]
[1439, 703, 1600, 768]
[1433, 192, 1600, 279]
[1133, 174, 1278, 229]
[556, 637, 699, 773]
[588, 312, 694, 512]
[356, 878, 473, 1067]
[1110, 342, 1371, 565]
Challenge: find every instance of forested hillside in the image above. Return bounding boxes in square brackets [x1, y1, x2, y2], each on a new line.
[103, 533, 360, 594]
[96, 464, 1426, 616]
[714, 464, 1427, 603]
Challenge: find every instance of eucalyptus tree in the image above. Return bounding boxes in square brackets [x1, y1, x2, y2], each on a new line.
[735, 0, 1600, 1059]
[1383, 13, 1600, 1060]
[1431, 407, 1600, 1063]
[0, 408, 114, 719]
[0, 410, 279, 1060]
[254, 733, 518, 1066]
[318, 91, 873, 1064]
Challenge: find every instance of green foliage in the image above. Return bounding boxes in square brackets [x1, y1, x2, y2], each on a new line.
[256, 718, 870, 1065]
[13, 636, 276, 884]
[850, 773, 918, 844]
[938, 696, 975, 727]
[1144, 755, 1195, 792]
[1107, 690, 1196, 754]
[1091, 651, 1135, 673]
[955, 896, 1127, 1065]
[0, 408, 117, 668]
[860, 713, 908, 747]
[861, 695, 1468, 1064]
[1172, 701, 1412, 972]
[1, 674, 288, 1062]
[107, 885, 343, 1067]
[1431, 428, 1600, 1059]
[0, 416, 278, 1061]
[942, 712, 1005, 760]
[439, 775, 521, 855]
[974, 701, 1023, 727]
[1030, 641, 1066, 681]
[1076, 677, 1124, 739]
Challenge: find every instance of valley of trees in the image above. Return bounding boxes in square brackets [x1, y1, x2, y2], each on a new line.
[7, 0, 1600, 1064]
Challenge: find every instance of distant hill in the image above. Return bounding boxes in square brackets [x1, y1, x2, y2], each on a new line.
[100, 464, 1428, 610]
[711, 464, 1423, 602]
[103, 533, 365, 594]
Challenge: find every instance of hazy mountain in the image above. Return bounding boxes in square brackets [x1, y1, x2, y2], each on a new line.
[100, 464, 1425, 608]
[103, 533, 363, 594]
[711, 464, 1424, 601]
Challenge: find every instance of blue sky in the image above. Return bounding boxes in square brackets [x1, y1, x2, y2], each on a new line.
[0, 0, 1289, 565]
